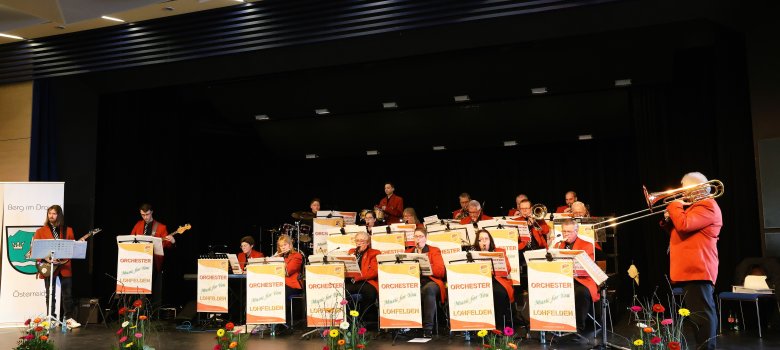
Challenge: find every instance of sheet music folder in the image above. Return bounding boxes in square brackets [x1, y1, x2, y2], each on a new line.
[376, 253, 432, 276]
[116, 235, 164, 256]
[523, 249, 609, 285]
[31, 239, 87, 260]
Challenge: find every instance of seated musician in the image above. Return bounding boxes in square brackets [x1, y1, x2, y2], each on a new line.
[507, 194, 528, 216]
[514, 199, 549, 251]
[362, 210, 378, 234]
[570, 201, 590, 218]
[551, 219, 600, 333]
[346, 231, 381, 325]
[402, 207, 424, 229]
[310, 198, 321, 215]
[459, 200, 492, 225]
[406, 228, 446, 338]
[555, 191, 577, 213]
[472, 229, 514, 329]
[452, 192, 471, 220]
[274, 235, 303, 327]
[237, 236, 264, 271]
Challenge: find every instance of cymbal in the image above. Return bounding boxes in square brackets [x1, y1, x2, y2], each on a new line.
[292, 211, 316, 220]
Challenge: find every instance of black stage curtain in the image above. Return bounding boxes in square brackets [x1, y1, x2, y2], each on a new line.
[30, 79, 58, 181]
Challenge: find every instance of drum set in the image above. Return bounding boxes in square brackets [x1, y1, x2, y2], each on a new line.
[269, 211, 315, 255]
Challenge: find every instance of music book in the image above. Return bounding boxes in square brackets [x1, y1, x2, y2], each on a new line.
[226, 253, 242, 274]
[376, 253, 432, 276]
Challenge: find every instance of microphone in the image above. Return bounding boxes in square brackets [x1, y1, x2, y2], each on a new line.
[385, 226, 391, 234]
[323, 246, 341, 264]
[327, 212, 333, 218]
[340, 227, 346, 235]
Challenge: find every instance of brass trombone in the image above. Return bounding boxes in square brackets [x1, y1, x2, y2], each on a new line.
[594, 179, 725, 229]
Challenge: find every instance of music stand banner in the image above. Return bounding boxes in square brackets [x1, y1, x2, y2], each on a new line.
[196, 259, 228, 312]
[0, 182, 64, 326]
[446, 262, 495, 331]
[488, 229, 521, 285]
[378, 263, 422, 329]
[527, 260, 577, 332]
[390, 223, 417, 246]
[313, 216, 345, 254]
[246, 263, 286, 324]
[305, 264, 346, 327]
[371, 233, 405, 254]
[426, 231, 463, 255]
[116, 243, 153, 294]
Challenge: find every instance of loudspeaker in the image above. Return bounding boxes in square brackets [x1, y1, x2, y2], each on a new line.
[77, 298, 100, 324]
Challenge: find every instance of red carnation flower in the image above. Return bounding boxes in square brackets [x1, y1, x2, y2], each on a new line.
[133, 299, 143, 308]
[118, 307, 128, 316]
[652, 303, 665, 313]
[225, 322, 235, 331]
[668, 341, 681, 350]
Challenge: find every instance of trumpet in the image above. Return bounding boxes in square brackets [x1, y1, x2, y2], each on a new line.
[595, 179, 724, 229]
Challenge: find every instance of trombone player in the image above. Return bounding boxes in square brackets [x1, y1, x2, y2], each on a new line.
[660, 172, 722, 350]
[515, 199, 549, 251]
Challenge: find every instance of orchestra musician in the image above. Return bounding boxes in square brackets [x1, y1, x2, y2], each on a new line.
[32, 205, 80, 329]
[507, 194, 529, 216]
[515, 199, 549, 251]
[660, 172, 721, 350]
[274, 235, 304, 326]
[472, 229, 514, 329]
[237, 235, 264, 271]
[402, 207, 424, 229]
[310, 198, 321, 216]
[459, 200, 492, 225]
[377, 182, 404, 224]
[407, 228, 447, 338]
[452, 192, 471, 220]
[346, 231, 381, 325]
[362, 210, 378, 234]
[555, 191, 577, 213]
[552, 219, 599, 333]
[570, 201, 589, 217]
[130, 203, 175, 309]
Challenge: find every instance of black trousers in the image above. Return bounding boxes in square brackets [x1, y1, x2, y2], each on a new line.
[44, 275, 74, 320]
[285, 286, 302, 325]
[421, 280, 440, 330]
[346, 280, 378, 327]
[680, 281, 717, 350]
[574, 280, 593, 332]
[492, 278, 511, 329]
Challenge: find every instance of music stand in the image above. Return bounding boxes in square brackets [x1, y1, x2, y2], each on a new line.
[115, 235, 163, 318]
[31, 239, 87, 328]
[376, 254, 430, 344]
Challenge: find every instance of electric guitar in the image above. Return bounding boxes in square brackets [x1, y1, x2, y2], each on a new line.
[168, 223, 191, 239]
[36, 228, 102, 278]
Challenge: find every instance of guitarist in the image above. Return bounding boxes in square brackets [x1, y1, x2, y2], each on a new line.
[130, 203, 176, 310]
[32, 205, 78, 328]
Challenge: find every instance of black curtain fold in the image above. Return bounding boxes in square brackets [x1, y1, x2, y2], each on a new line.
[30, 79, 58, 181]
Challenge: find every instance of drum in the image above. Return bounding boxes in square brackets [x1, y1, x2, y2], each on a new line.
[298, 224, 312, 242]
[280, 223, 295, 235]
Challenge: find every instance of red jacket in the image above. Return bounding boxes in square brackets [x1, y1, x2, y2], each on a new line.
[664, 199, 722, 284]
[554, 238, 600, 302]
[555, 205, 569, 213]
[33, 225, 75, 278]
[283, 251, 304, 289]
[492, 247, 515, 303]
[518, 219, 550, 250]
[130, 220, 172, 271]
[236, 249, 265, 270]
[378, 194, 404, 224]
[406, 245, 447, 302]
[508, 208, 520, 217]
[459, 214, 493, 226]
[452, 208, 466, 220]
[348, 247, 381, 290]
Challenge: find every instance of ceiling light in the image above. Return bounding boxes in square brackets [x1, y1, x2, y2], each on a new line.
[615, 79, 632, 87]
[101, 16, 125, 23]
[503, 141, 517, 147]
[453, 95, 470, 102]
[432, 146, 446, 151]
[366, 150, 379, 156]
[0, 33, 25, 40]
[382, 102, 398, 109]
[531, 87, 548, 95]
[55, 25, 66, 30]
[164, 7, 175, 11]
[315, 109, 330, 115]
[578, 134, 593, 141]
[254, 114, 269, 121]
[305, 154, 318, 159]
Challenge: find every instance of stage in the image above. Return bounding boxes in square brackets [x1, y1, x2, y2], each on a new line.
[1, 315, 776, 350]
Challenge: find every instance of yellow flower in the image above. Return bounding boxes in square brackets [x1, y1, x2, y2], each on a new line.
[41, 321, 50, 328]
[329, 329, 339, 337]
[350, 310, 359, 317]
[477, 330, 488, 337]
[634, 339, 644, 346]
[217, 329, 226, 337]
[678, 308, 691, 317]
[338, 339, 346, 345]
[125, 342, 134, 348]
[229, 341, 238, 348]
[507, 343, 517, 349]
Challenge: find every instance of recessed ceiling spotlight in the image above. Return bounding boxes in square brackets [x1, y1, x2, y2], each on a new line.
[163, 6, 175, 11]
[578, 134, 593, 140]
[305, 154, 318, 159]
[315, 108, 330, 115]
[55, 25, 66, 30]
[531, 87, 548, 95]
[101, 16, 125, 23]
[432, 146, 446, 151]
[615, 79, 632, 87]
[382, 102, 398, 109]
[366, 150, 379, 156]
[254, 114, 270, 121]
[453, 95, 470, 102]
[0, 33, 25, 40]
[503, 140, 518, 147]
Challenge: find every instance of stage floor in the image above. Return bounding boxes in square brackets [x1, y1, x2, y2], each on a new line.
[1, 318, 777, 349]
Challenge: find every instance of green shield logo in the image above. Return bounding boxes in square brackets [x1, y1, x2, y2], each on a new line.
[5, 226, 39, 275]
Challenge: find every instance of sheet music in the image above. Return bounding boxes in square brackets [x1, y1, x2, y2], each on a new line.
[526, 249, 608, 285]
[226, 253, 242, 274]
[377, 253, 432, 276]
[248, 257, 285, 265]
[308, 254, 362, 276]
[442, 251, 507, 273]
[116, 235, 164, 256]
